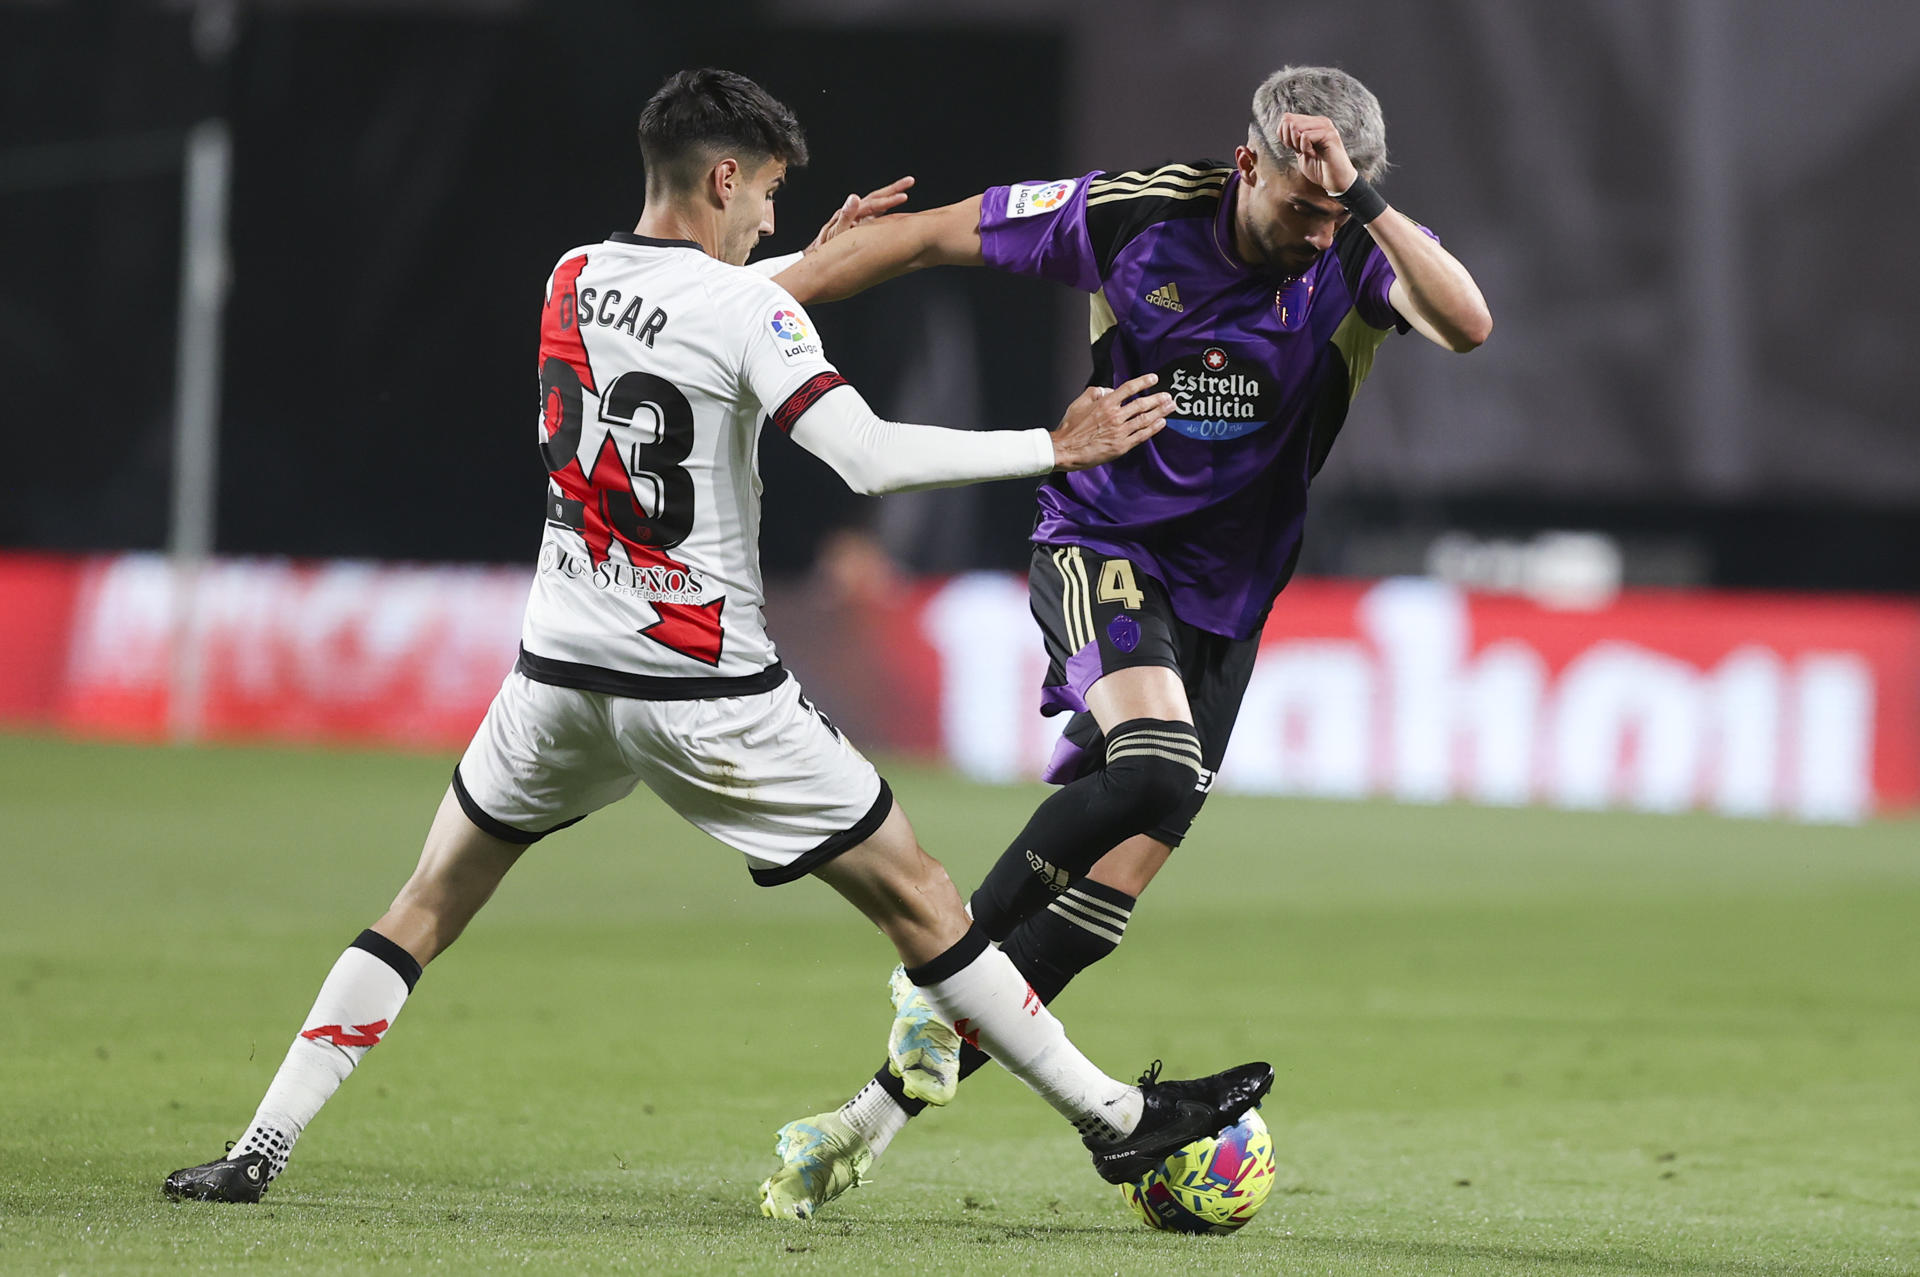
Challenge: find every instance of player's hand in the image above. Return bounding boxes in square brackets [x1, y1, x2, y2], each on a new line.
[1049, 373, 1173, 470]
[1279, 112, 1359, 197]
[806, 176, 917, 252]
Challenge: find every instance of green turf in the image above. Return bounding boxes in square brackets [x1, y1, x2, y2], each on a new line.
[1, 731, 1916, 1275]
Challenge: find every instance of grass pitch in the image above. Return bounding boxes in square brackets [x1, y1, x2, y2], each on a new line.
[1, 732, 1916, 1275]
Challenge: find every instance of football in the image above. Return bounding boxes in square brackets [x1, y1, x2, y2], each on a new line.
[1120, 1109, 1276, 1234]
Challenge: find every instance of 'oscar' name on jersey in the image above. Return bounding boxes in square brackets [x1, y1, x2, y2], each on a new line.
[572, 286, 670, 347]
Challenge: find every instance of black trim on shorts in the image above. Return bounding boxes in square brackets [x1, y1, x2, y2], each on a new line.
[516, 645, 788, 701]
[749, 778, 895, 887]
[352, 928, 423, 992]
[450, 764, 587, 846]
[903, 923, 991, 986]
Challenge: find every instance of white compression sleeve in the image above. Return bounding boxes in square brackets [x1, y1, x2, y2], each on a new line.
[786, 383, 1055, 496]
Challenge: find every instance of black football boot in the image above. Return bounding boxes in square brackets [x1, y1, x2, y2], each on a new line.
[1086, 1060, 1275, 1184]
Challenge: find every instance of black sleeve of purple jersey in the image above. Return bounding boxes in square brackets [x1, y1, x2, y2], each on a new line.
[1082, 162, 1233, 277]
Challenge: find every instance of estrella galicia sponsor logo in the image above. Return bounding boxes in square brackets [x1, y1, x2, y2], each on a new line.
[1158, 346, 1277, 441]
[538, 543, 706, 604]
[767, 306, 822, 361]
[1005, 179, 1076, 219]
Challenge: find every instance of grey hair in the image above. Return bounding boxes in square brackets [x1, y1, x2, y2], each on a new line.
[1249, 65, 1389, 182]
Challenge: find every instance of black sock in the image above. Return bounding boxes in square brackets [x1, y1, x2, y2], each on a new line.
[870, 879, 1138, 1112]
[969, 718, 1197, 940]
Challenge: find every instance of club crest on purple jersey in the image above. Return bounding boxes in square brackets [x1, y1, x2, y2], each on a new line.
[1107, 613, 1142, 653]
[1275, 279, 1314, 330]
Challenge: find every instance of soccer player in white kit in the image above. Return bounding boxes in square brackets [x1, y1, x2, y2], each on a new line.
[163, 69, 1272, 1217]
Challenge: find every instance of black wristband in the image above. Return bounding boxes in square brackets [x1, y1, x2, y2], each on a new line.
[1333, 174, 1389, 224]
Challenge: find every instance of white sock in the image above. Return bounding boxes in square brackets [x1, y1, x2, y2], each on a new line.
[232, 931, 418, 1180]
[838, 1079, 910, 1158]
[907, 928, 1142, 1144]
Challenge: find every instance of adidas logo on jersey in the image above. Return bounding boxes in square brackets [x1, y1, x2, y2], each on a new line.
[1144, 282, 1183, 312]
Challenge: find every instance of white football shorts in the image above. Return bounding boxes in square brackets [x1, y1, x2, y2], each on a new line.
[452, 670, 892, 885]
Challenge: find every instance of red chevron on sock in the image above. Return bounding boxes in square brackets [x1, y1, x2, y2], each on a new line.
[300, 1020, 390, 1048]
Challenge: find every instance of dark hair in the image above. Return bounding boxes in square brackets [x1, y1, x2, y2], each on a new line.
[637, 68, 808, 193]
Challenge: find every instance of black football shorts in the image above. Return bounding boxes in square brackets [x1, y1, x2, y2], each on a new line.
[1027, 542, 1260, 846]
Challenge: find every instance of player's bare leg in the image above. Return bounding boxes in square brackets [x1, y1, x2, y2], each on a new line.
[809, 803, 971, 966]
[369, 788, 528, 964]
[758, 798, 1269, 1219]
[162, 788, 524, 1202]
[813, 805, 984, 1114]
[1085, 664, 1193, 725]
[1084, 832, 1174, 898]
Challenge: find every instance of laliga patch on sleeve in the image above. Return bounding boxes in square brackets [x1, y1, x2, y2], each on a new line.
[766, 304, 823, 361]
[1004, 179, 1077, 219]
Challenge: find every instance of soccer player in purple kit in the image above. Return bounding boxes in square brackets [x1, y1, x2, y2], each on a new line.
[759, 65, 1492, 1215]
[158, 67, 1274, 1218]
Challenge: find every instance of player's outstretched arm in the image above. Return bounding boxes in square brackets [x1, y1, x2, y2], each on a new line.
[786, 373, 1171, 496]
[747, 178, 917, 279]
[1280, 112, 1493, 352]
[773, 196, 987, 304]
[806, 176, 916, 252]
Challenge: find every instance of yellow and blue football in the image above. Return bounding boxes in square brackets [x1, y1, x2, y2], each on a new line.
[1120, 1109, 1276, 1234]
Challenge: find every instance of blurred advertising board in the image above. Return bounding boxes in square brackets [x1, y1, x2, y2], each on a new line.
[862, 575, 1920, 825]
[2, 553, 1914, 822]
[0, 554, 529, 750]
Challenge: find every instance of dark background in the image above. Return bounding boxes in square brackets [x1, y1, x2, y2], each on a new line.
[1, 3, 1065, 575]
[3, 0, 1917, 588]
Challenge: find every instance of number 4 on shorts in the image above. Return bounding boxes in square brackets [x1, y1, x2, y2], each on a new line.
[1097, 558, 1145, 610]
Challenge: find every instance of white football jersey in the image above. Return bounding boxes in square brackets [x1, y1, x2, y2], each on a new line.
[519, 232, 845, 692]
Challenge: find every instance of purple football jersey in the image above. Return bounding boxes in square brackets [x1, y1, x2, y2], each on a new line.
[980, 164, 1415, 639]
